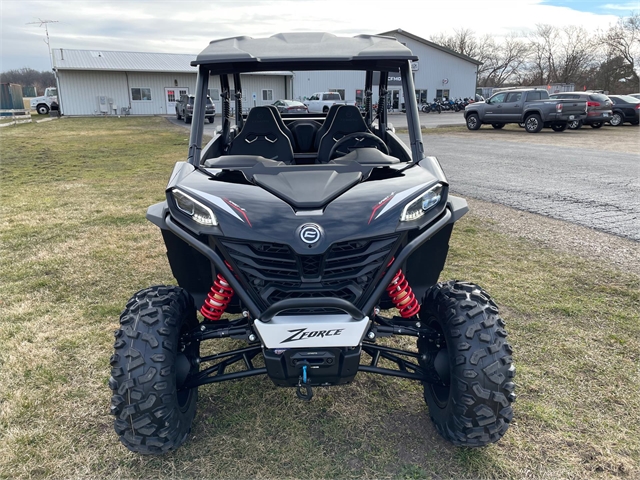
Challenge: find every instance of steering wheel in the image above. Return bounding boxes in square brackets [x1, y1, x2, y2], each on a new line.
[328, 132, 389, 160]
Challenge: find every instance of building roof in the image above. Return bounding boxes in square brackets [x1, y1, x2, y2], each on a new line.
[51, 48, 293, 76]
[52, 48, 197, 72]
[378, 29, 482, 66]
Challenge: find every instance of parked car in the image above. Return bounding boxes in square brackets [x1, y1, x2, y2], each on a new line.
[550, 92, 612, 129]
[607, 95, 640, 126]
[304, 92, 349, 113]
[272, 99, 308, 113]
[628, 93, 640, 100]
[464, 88, 587, 133]
[176, 94, 215, 123]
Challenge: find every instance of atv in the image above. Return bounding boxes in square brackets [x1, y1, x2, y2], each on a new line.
[109, 33, 516, 454]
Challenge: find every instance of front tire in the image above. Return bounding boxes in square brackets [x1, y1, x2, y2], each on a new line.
[524, 114, 543, 133]
[109, 285, 200, 454]
[36, 104, 50, 115]
[208, 116, 215, 124]
[419, 281, 515, 446]
[466, 113, 481, 130]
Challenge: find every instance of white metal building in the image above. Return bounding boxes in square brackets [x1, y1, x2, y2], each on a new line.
[52, 48, 291, 116]
[292, 29, 481, 108]
[52, 30, 480, 116]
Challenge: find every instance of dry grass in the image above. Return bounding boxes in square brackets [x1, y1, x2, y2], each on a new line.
[0, 117, 638, 479]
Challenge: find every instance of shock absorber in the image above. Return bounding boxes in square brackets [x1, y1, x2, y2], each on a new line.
[386, 268, 420, 318]
[201, 273, 234, 321]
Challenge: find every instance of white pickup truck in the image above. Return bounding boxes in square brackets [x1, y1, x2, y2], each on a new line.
[303, 92, 350, 113]
[31, 87, 59, 115]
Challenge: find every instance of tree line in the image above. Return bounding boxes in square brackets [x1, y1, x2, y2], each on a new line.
[0, 68, 56, 96]
[430, 13, 640, 94]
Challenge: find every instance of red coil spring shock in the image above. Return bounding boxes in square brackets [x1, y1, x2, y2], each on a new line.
[386, 269, 421, 318]
[201, 273, 234, 321]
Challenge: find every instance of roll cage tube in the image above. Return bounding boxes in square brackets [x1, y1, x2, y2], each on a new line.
[364, 70, 373, 128]
[400, 60, 425, 162]
[233, 73, 244, 131]
[378, 71, 388, 144]
[188, 66, 209, 166]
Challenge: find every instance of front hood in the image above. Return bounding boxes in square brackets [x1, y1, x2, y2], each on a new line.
[166, 162, 447, 255]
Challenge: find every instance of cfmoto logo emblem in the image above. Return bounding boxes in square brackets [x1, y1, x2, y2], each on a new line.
[300, 224, 321, 244]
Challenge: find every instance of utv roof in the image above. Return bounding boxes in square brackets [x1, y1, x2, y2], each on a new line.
[193, 32, 418, 74]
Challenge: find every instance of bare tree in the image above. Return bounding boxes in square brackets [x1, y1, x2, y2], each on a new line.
[0, 68, 56, 95]
[479, 34, 530, 87]
[601, 12, 640, 92]
[430, 29, 528, 87]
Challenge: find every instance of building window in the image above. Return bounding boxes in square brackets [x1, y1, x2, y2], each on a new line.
[131, 87, 152, 101]
[208, 88, 220, 101]
[435, 89, 450, 101]
[262, 89, 273, 101]
[415, 89, 428, 105]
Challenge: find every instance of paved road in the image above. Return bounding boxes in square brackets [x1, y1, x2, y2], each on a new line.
[399, 133, 640, 240]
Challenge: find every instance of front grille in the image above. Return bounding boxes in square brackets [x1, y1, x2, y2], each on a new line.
[218, 234, 399, 311]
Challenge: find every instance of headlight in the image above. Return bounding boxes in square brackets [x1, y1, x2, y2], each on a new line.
[171, 189, 217, 226]
[399, 183, 443, 222]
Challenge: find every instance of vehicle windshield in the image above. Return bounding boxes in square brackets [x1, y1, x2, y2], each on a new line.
[47, 88, 58, 97]
[589, 94, 609, 102]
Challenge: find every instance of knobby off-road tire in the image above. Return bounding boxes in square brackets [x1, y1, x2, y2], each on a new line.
[110, 285, 200, 454]
[419, 281, 516, 446]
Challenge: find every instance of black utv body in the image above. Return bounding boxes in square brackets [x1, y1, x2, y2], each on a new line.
[110, 33, 515, 454]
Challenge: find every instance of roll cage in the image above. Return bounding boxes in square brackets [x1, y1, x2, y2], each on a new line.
[185, 33, 425, 167]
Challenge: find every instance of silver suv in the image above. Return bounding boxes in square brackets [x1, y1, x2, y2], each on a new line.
[550, 92, 612, 129]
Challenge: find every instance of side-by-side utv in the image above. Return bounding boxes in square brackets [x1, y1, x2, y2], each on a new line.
[109, 32, 515, 454]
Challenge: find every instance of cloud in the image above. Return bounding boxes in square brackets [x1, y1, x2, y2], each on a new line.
[0, 0, 631, 72]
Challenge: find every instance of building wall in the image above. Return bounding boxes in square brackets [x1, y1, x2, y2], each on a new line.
[57, 71, 287, 116]
[398, 34, 478, 101]
[290, 34, 478, 104]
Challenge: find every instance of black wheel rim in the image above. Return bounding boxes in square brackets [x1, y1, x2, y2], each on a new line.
[426, 318, 451, 408]
[176, 325, 198, 410]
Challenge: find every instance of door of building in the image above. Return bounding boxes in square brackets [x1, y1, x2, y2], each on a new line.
[387, 89, 400, 111]
[165, 87, 188, 116]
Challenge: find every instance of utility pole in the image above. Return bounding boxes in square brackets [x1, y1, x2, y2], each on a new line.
[26, 19, 58, 68]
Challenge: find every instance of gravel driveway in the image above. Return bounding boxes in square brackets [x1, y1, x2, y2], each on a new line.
[400, 126, 640, 241]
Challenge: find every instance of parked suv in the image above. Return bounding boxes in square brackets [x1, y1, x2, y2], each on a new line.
[550, 92, 612, 129]
[607, 95, 640, 126]
[176, 94, 215, 123]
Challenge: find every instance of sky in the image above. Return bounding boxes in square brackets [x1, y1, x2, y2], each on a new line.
[1, 0, 637, 72]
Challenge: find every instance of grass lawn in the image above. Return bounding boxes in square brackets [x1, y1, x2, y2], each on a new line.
[0, 117, 638, 479]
